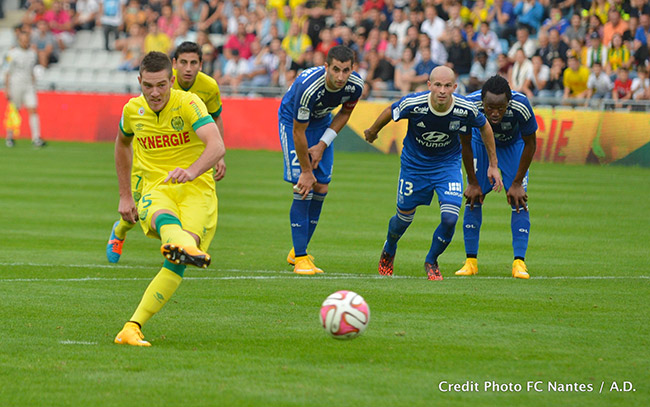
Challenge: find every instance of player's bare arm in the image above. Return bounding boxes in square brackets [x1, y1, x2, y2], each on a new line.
[509, 132, 537, 212]
[292, 120, 316, 199]
[460, 133, 483, 209]
[164, 122, 225, 184]
[114, 130, 138, 223]
[363, 105, 393, 143]
[309, 106, 354, 169]
[213, 114, 227, 181]
[478, 122, 504, 192]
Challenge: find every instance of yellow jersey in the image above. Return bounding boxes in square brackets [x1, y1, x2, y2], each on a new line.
[120, 88, 215, 190]
[172, 69, 223, 119]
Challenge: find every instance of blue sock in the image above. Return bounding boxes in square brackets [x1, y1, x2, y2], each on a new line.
[511, 206, 530, 260]
[463, 203, 482, 257]
[307, 192, 327, 244]
[426, 206, 460, 264]
[290, 192, 312, 257]
[383, 210, 414, 256]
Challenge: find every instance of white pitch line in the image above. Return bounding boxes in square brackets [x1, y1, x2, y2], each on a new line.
[59, 340, 98, 345]
[0, 275, 648, 283]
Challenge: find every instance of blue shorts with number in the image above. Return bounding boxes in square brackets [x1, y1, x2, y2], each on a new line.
[396, 163, 464, 211]
[279, 121, 334, 184]
[472, 138, 528, 194]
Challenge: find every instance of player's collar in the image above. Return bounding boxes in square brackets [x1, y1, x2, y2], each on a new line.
[428, 94, 455, 116]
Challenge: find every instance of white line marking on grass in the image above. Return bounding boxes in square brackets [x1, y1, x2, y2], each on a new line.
[60, 340, 97, 345]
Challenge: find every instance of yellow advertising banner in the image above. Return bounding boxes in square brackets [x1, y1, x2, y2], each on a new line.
[346, 102, 650, 165]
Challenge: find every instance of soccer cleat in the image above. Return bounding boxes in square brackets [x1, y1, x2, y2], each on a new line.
[106, 220, 125, 263]
[294, 255, 317, 275]
[32, 139, 47, 148]
[378, 250, 395, 276]
[512, 259, 530, 279]
[6, 138, 15, 148]
[114, 322, 151, 347]
[161, 243, 211, 268]
[455, 258, 478, 276]
[425, 262, 443, 281]
[286, 247, 314, 265]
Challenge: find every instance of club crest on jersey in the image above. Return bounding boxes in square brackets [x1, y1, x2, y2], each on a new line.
[138, 107, 145, 116]
[452, 107, 468, 117]
[171, 116, 184, 131]
[501, 122, 512, 130]
[449, 120, 460, 131]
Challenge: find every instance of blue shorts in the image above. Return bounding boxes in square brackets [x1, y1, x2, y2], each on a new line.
[279, 121, 334, 184]
[395, 162, 464, 211]
[472, 138, 528, 194]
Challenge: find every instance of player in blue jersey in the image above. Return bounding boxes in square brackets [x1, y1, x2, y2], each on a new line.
[364, 66, 503, 280]
[278, 45, 364, 275]
[456, 75, 537, 279]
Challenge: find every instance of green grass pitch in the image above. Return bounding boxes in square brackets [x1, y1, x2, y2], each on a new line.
[0, 142, 648, 407]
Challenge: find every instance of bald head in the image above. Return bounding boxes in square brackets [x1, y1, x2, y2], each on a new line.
[429, 66, 456, 84]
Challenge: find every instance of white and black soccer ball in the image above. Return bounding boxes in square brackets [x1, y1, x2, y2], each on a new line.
[319, 290, 370, 339]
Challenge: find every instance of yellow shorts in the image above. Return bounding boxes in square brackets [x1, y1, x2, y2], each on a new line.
[138, 180, 218, 252]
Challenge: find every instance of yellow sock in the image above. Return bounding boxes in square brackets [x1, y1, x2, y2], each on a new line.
[159, 224, 196, 247]
[115, 218, 136, 240]
[130, 267, 182, 326]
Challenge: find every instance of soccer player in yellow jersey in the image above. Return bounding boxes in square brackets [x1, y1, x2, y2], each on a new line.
[106, 41, 227, 263]
[113, 51, 225, 346]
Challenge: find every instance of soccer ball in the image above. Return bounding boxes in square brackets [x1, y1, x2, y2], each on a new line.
[319, 290, 370, 339]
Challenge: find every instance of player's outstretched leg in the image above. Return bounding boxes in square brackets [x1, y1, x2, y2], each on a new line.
[511, 205, 530, 278]
[425, 208, 459, 279]
[157, 213, 211, 268]
[107, 219, 137, 263]
[457, 202, 482, 276]
[379, 209, 414, 275]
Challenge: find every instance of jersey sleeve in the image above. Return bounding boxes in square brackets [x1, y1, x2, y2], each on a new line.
[119, 103, 134, 137]
[182, 93, 215, 131]
[292, 80, 315, 123]
[515, 95, 538, 136]
[468, 105, 486, 129]
[390, 96, 412, 122]
[206, 81, 223, 119]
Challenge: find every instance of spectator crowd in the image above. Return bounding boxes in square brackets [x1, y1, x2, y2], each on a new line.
[9, 0, 650, 106]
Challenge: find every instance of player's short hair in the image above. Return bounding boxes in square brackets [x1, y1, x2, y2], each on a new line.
[174, 41, 203, 62]
[140, 51, 172, 78]
[481, 75, 512, 102]
[326, 45, 355, 66]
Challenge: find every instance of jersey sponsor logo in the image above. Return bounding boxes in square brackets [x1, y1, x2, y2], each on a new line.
[313, 107, 336, 118]
[417, 122, 426, 128]
[453, 107, 468, 117]
[501, 122, 512, 130]
[417, 131, 452, 148]
[412, 105, 428, 114]
[449, 120, 460, 131]
[171, 116, 184, 131]
[298, 106, 310, 120]
[136, 132, 190, 150]
[340, 96, 350, 104]
[494, 133, 513, 142]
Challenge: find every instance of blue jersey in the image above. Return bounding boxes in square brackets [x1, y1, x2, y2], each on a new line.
[278, 66, 364, 129]
[391, 92, 486, 172]
[466, 90, 538, 147]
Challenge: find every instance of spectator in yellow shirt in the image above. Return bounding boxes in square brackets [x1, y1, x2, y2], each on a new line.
[563, 54, 590, 100]
[144, 21, 172, 54]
